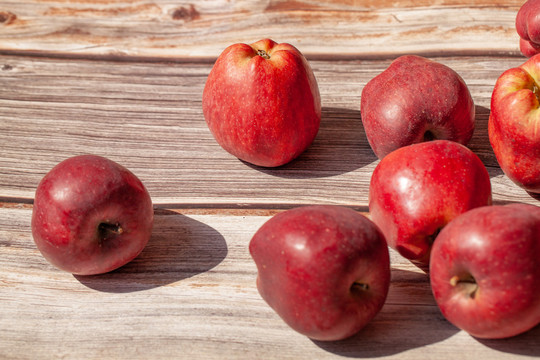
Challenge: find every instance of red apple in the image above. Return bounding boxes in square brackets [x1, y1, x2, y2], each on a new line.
[360, 55, 475, 159]
[202, 38, 321, 167]
[516, 0, 540, 57]
[430, 204, 540, 339]
[249, 205, 390, 341]
[31, 155, 154, 275]
[369, 140, 492, 270]
[489, 54, 540, 193]
[520, 37, 540, 58]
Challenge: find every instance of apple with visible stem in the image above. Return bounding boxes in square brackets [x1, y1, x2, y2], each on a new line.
[516, 0, 540, 57]
[31, 155, 154, 275]
[489, 54, 540, 193]
[369, 140, 492, 270]
[360, 55, 475, 159]
[430, 204, 540, 339]
[249, 205, 390, 341]
[202, 38, 321, 167]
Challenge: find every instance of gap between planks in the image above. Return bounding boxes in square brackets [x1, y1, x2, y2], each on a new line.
[0, 200, 370, 217]
[0, 48, 525, 65]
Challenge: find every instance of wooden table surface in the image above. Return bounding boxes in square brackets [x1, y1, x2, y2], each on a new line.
[2, 1, 540, 359]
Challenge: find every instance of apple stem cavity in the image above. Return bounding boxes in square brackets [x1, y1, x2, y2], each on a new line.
[350, 281, 370, 297]
[257, 49, 271, 60]
[450, 274, 478, 299]
[532, 82, 540, 103]
[423, 130, 436, 142]
[426, 227, 442, 247]
[98, 222, 124, 242]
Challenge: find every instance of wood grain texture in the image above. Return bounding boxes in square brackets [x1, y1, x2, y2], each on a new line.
[2, 205, 539, 359]
[1, 54, 538, 207]
[0, 0, 525, 59]
[2, 1, 540, 358]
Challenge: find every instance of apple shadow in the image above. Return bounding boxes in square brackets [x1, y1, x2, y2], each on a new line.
[312, 268, 460, 357]
[244, 106, 378, 179]
[477, 324, 540, 356]
[75, 209, 228, 292]
[526, 191, 540, 201]
[469, 105, 504, 178]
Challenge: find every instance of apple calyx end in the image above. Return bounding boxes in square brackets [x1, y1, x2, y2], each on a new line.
[256, 49, 271, 60]
[98, 222, 124, 242]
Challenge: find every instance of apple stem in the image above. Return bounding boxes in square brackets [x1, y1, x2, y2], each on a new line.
[350, 281, 370, 297]
[532, 82, 540, 101]
[257, 49, 271, 60]
[450, 275, 478, 299]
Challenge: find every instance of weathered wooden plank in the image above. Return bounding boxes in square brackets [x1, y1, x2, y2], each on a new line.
[1, 54, 538, 207]
[1, 2, 539, 359]
[0, 0, 525, 59]
[1, 205, 539, 359]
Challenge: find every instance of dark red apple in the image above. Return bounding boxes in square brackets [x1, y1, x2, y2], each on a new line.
[489, 54, 540, 193]
[520, 37, 540, 58]
[31, 155, 154, 275]
[516, 0, 540, 57]
[360, 55, 475, 159]
[369, 140, 492, 270]
[202, 38, 321, 167]
[430, 204, 540, 339]
[249, 205, 390, 341]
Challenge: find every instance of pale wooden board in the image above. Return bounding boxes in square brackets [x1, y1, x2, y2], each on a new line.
[1, 205, 539, 359]
[2, 1, 540, 358]
[0, 54, 538, 207]
[0, 0, 524, 59]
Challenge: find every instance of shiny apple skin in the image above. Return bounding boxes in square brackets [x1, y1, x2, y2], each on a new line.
[202, 38, 321, 167]
[369, 140, 492, 269]
[489, 54, 540, 193]
[249, 205, 390, 341]
[360, 55, 475, 159]
[31, 155, 154, 275]
[430, 204, 540, 339]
